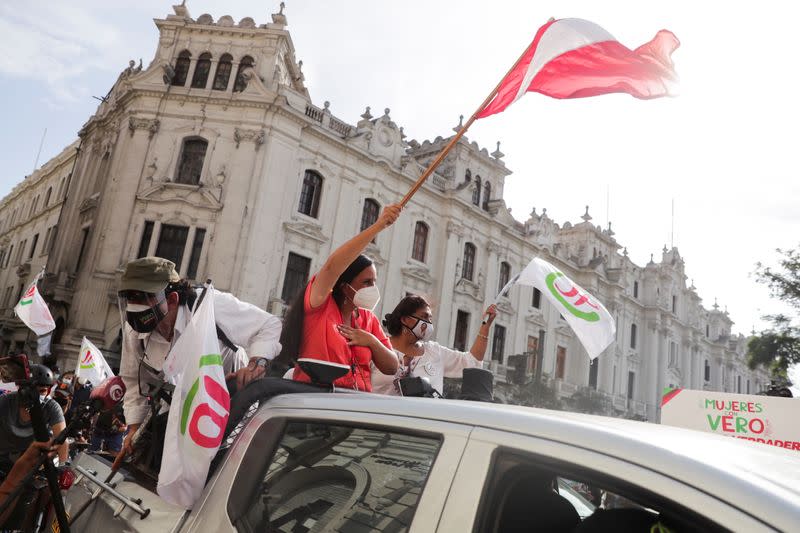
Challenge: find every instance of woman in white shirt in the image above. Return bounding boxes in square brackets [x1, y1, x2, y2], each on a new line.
[371, 295, 497, 396]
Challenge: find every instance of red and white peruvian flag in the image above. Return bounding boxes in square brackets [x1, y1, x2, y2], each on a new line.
[478, 18, 679, 118]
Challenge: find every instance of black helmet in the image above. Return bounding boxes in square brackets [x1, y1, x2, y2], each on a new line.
[29, 364, 55, 387]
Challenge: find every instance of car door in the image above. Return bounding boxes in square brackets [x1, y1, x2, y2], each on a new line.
[184, 406, 472, 533]
[437, 427, 773, 532]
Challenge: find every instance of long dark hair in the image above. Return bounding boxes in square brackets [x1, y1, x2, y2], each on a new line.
[270, 255, 374, 373]
[382, 294, 429, 336]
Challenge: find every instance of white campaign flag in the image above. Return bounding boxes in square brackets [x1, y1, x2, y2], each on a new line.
[76, 337, 114, 385]
[516, 257, 616, 359]
[14, 281, 55, 336]
[158, 286, 230, 509]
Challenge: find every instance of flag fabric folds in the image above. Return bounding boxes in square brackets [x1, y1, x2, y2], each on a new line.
[75, 337, 114, 385]
[158, 286, 230, 509]
[477, 18, 679, 118]
[516, 257, 616, 359]
[14, 280, 56, 336]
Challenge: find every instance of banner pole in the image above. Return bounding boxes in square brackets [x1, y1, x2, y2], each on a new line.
[400, 29, 542, 207]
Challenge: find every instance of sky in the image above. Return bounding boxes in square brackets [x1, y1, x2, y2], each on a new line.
[1, 1, 798, 381]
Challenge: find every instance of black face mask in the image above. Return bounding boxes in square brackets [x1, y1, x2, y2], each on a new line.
[126, 304, 165, 333]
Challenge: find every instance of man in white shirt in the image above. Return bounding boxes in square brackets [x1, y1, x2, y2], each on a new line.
[116, 257, 281, 455]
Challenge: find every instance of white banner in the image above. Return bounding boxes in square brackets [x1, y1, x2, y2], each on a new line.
[516, 257, 615, 359]
[14, 281, 55, 336]
[75, 337, 114, 385]
[661, 388, 800, 454]
[158, 287, 230, 509]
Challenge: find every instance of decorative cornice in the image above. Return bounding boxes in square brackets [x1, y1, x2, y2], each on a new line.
[136, 183, 223, 212]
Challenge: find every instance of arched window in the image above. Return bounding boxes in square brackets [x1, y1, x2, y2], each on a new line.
[298, 170, 322, 218]
[30, 196, 39, 217]
[482, 181, 492, 210]
[212, 53, 233, 90]
[172, 50, 192, 86]
[498, 261, 511, 293]
[472, 176, 481, 206]
[360, 198, 380, 232]
[191, 52, 212, 88]
[175, 138, 208, 185]
[462, 243, 476, 281]
[412, 222, 428, 262]
[44, 187, 52, 207]
[233, 55, 255, 92]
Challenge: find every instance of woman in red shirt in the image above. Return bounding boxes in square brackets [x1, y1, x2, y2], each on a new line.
[276, 204, 401, 391]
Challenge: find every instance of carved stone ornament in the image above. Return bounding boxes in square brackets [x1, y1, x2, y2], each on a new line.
[234, 128, 266, 150]
[496, 300, 514, 316]
[129, 117, 160, 138]
[283, 221, 328, 244]
[487, 240, 504, 254]
[446, 221, 465, 237]
[454, 278, 483, 302]
[401, 265, 434, 285]
[78, 193, 99, 214]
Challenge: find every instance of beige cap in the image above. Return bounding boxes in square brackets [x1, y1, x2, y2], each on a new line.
[119, 256, 180, 294]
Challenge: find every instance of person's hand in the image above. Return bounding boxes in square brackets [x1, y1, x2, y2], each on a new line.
[18, 440, 56, 469]
[337, 324, 377, 347]
[227, 358, 267, 391]
[121, 423, 140, 457]
[376, 203, 402, 230]
[483, 304, 498, 326]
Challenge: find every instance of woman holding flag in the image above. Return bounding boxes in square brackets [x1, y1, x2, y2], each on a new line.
[372, 295, 497, 396]
[275, 204, 402, 391]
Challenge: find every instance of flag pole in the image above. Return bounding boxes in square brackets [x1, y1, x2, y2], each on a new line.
[400, 28, 543, 207]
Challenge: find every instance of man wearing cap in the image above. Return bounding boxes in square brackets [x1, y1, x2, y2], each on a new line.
[117, 256, 281, 455]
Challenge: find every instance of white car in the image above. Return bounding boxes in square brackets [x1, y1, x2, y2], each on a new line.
[65, 392, 800, 532]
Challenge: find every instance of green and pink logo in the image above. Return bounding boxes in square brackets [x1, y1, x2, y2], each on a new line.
[79, 350, 95, 370]
[180, 354, 230, 449]
[19, 286, 35, 306]
[545, 272, 600, 322]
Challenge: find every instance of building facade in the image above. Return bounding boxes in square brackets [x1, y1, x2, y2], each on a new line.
[0, 4, 769, 420]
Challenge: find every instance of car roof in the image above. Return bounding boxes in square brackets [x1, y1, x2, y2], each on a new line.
[264, 393, 800, 520]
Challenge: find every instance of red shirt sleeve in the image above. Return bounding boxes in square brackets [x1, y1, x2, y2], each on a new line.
[304, 275, 329, 315]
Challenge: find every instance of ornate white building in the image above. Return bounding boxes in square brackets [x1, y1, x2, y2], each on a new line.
[0, 4, 769, 420]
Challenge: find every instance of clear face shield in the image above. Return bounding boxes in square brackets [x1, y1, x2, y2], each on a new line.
[117, 289, 168, 335]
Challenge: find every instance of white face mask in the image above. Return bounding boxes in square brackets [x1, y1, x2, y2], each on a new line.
[39, 395, 49, 404]
[410, 318, 435, 342]
[351, 285, 381, 312]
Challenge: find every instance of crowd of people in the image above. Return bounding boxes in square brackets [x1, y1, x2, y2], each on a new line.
[0, 364, 127, 527]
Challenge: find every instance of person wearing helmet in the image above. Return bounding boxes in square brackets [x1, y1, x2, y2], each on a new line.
[0, 364, 68, 478]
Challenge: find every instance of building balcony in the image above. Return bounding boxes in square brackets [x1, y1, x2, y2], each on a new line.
[304, 103, 353, 137]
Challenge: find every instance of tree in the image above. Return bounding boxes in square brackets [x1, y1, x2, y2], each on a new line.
[747, 247, 800, 378]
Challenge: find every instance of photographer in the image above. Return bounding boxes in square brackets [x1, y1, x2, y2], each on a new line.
[0, 441, 56, 526]
[0, 365, 68, 474]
